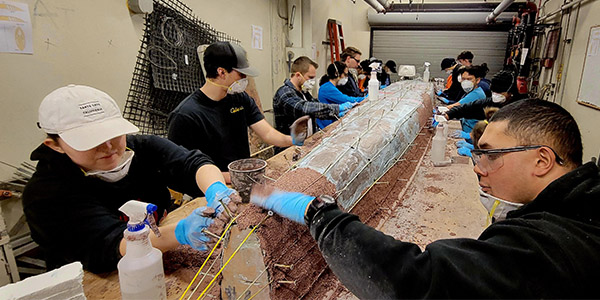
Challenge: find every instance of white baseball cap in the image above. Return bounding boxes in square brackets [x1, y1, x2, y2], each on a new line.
[38, 84, 139, 151]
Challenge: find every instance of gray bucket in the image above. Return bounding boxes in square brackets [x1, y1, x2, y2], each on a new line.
[227, 158, 267, 203]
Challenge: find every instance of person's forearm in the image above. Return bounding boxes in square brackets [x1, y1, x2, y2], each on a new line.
[119, 223, 180, 255]
[222, 171, 231, 184]
[263, 131, 293, 147]
[196, 164, 226, 193]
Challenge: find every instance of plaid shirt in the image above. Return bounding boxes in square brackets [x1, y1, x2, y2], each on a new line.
[273, 79, 339, 135]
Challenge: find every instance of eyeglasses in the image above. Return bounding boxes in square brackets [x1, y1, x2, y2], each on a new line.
[351, 57, 360, 63]
[472, 145, 564, 173]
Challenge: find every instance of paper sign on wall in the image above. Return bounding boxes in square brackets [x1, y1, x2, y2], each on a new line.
[0, 1, 33, 54]
[252, 25, 262, 50]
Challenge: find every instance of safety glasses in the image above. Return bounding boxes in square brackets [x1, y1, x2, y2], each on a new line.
[472, 145, 564, 173]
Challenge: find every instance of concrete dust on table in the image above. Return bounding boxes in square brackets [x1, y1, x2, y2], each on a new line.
[379, 137, 487, 250]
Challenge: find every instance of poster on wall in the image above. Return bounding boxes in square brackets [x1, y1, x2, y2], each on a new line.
[252, 25, 263, 50]
[576, 25, 600, 110]
[0, 1, 33, 54]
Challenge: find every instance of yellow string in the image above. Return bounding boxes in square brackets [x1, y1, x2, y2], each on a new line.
[486, 200, 500, 226]
[197, 221, 262, 300]
[178, 215, 238, 300]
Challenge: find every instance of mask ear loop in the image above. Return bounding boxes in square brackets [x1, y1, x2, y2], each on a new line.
[333, 63, 340, 78]
[487, 200, 501, 226]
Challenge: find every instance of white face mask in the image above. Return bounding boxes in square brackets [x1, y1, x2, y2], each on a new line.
[478, 188, 523, 225]
[348, 68, 358, 77]
[302, 78, 316, 92]
[86, 150, 134, 182]
[492, 92, 506, 103]
[446, 70, 452, 75]
[357, 74, 367, 80]
[227, 78, 248, 94]
[457, 74, 462, 82]
[337, 77, 349, 86]
[461, 80, 474, 93]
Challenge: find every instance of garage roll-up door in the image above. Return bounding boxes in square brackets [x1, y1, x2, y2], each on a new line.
[371, 30, 508, 79]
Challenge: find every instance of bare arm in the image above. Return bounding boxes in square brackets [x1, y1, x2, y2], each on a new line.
[249, 119, 293, 147]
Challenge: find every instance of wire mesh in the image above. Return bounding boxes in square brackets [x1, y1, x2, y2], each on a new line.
[123, 0, 239, 136]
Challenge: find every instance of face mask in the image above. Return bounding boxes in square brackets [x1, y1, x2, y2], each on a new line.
[302, 78, 316, 92]
[86, 150, 134, 182]
[457, 74, 462, 82]
[446, 70, 452, 75]
[386, 70, 392, 75]
[227, 78, 248, 94]
[337, 77, 349, 86]
[348, 68, 358, 77]
[358, 74, 367, 80]
[461, 80, 474, 93]
[492, 92, 506, 103]
[478, 188, 523, 225]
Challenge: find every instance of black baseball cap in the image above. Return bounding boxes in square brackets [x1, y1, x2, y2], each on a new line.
[385, 60, 397, 73]
[203, 41, 259, 77]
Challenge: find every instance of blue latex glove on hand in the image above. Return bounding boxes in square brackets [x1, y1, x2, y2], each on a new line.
[456, 140, 474, 150]
[250, 185, 314, 224]
[380, 84, 387, 89]
[175, 206, 218, 251]
[291, 116, 312, 146]
[457, 146, 472, 157]
[439, 97, 450, 104]
[339, 102, 354, 112]
[205, 181, 235, 207]
[436, 90, 443, 96]
[451, 130, 471, 139]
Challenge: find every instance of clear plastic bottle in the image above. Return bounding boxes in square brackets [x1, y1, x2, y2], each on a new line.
[118, 200, 166, 300]
[368, 71, 379, 101]
[431, 124, 447, 166]
[423, 62, 431, 83]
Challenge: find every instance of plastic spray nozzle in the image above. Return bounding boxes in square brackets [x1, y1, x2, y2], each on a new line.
[118, 200, 161, 236]
[424, 62, 431, 67]
[369, 62, 382, 72]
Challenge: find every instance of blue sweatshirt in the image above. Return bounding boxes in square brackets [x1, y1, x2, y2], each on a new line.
[317, 81, 366, 129]
[458, 86, 486, 133]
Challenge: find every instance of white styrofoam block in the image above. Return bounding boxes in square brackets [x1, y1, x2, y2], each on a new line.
[0, 262, 86, 300]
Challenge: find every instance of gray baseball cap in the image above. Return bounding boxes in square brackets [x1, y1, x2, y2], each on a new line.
[203, 41, 259, 77]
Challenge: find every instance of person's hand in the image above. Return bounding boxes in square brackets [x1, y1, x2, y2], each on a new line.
[457, 146, 472, 157]
[380, 84, 387, 89]
[451, 130, 471, 139]
[436, 90, 443, 96]
[290, 116, 312, 146]
[175, 206, 225, 251]
[339, 102, 354, 111]
[439, 97, 450, 104]
[456, 140, 474, 150]
[250, 184, 314, 224]
[205, 181, 236, 207]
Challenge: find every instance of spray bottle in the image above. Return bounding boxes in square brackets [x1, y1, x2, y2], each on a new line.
[423, 62, 431, 82]
[118, 200, 166, 300]
[431, 119, 451, 167]
[368, 62, 381, 101]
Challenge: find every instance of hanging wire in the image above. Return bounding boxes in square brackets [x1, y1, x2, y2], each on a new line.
[161, 16, 185, 47]
[147, 45, 178, 70]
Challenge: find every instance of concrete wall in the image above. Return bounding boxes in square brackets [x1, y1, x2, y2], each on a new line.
[535, 0, 600, 162]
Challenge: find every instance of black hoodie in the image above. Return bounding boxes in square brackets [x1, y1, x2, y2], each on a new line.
[23, 135, 214, 273]
[309, 162, 600, 298]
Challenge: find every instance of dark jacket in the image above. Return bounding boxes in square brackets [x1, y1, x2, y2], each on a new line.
[309, 162, 600, 298]
[22, 135, 214, 273]
[337, 73, 366, 97]
[446, 93, 529, 121]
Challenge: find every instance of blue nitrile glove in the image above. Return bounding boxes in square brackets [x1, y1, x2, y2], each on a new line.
[339, 102, 354, 112]
[380, 84, 387, 89]
[432, 117, 439, 128]
[457, 146, 472, 157]
[436, 90, 443, 96]
[451, 130, 471, 139]
[175, 206, 215, 251]
[205, 181, 235, 207]
[456, 140, 474, 150]
[439, 97, 450, 104]
[251, 189, 314, 224]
